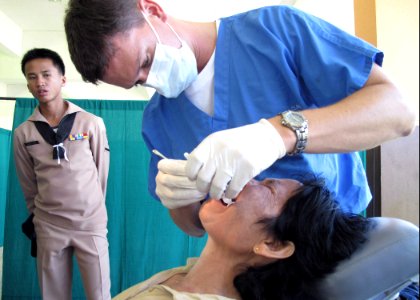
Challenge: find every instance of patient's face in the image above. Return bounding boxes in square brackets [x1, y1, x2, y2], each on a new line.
[199, 178, 301, 253]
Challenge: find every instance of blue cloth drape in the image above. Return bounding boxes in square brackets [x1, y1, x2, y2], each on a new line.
[2, 98, 207, 299]
[0, 128, 11, 246]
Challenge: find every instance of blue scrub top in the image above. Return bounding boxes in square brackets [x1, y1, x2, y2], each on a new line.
[142, 6, 383, 213]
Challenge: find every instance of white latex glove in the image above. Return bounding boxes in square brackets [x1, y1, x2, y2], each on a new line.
[185, 119, 286, 199]
[156, 158, 207, 209]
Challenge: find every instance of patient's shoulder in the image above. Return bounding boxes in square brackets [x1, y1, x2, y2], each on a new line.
[113, 258, 199, 299]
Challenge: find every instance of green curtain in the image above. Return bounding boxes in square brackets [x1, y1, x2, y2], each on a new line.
[359, 151, 366, 169]
[2, 98, 207, 299]
[0, 128, 11, 246]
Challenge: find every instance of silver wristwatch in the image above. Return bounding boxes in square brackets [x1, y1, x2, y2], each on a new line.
[280, 110, 308, 155]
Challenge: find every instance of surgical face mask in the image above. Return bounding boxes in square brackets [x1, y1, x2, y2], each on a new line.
[142, 12, 198, 98]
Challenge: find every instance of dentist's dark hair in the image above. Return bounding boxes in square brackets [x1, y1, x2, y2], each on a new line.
[234, 177, 372, 300]
[65, 0, 145, 84]
[21, 48, 65, 76]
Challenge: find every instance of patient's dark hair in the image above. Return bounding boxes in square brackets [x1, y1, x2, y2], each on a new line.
[234, 177, 372, 300]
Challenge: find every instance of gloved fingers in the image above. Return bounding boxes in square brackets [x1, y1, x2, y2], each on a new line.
[157, 185, 206, 209]
[156, 184, 205, 201]
[156, 171, 198, 189]
[160, 197, 204, 210]
[156, 169, 207, 209]
[225, 162, 257, 199]
[223, 175, 248, 199]
[158, 158, 187, 176]
[185, 151, 205, 180]
[195, 162, 217, 193]
[208, 170, 233, 199]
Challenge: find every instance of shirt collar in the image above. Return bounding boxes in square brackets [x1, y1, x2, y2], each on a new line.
[28, 100, 85, 122]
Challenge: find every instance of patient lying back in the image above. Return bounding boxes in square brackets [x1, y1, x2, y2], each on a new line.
[114, 177, 372, 300]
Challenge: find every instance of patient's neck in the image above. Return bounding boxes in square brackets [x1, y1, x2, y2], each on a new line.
[165, 242, 252, 299]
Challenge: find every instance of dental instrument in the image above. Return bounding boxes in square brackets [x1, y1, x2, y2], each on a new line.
[152, 149, 168, 159]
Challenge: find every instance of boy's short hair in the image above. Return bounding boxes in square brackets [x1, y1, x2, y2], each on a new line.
[21, 48, 65, 76]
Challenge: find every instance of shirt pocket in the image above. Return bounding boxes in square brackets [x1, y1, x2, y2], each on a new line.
[24, 140, 51, 165]
[66, 137, 96, 172]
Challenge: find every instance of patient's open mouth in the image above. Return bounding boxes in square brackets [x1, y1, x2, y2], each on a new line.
[220, 197, 236, 206]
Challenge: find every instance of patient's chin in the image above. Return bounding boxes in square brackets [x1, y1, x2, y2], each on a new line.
[199, 198, 230, 219]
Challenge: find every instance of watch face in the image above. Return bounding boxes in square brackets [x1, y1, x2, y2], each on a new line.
[285, 111, 305, 127]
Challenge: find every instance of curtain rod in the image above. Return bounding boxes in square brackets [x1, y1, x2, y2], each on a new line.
[0, 97, 16, 101]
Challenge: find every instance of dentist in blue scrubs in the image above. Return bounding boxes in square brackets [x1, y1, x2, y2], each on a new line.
[65, 0, 416, 236]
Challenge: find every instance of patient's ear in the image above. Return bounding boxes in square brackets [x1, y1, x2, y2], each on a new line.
[254, 239, 295, 259]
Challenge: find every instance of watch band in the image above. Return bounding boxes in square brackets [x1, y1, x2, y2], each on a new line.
[279, 110, 308, 155]
[291, 122, 308, 155]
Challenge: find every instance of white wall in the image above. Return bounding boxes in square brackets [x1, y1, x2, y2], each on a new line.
[0, 100, 14, 130]
[295, 0, 354, 33]
[0, 82, 6, 95]
[0, 10, 21, 56]
[381, 127, 419, 226]
[158, 0, 354, 32]
[158, 0, 297, 21]
[375, 0, 419, 225]
[376, 0, 419, 124]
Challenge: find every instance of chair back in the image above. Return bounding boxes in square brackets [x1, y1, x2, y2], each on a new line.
[320, 217, 419, 300]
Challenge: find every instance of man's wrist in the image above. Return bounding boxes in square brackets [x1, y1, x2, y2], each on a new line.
[279, 111, 308, 155]
[268, 117, 296, 154]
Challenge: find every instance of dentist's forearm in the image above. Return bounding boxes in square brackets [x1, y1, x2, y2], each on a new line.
[268, 64, 416, 154]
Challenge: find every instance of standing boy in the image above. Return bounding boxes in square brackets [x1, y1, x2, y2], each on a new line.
[14, 48, 111, 300]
